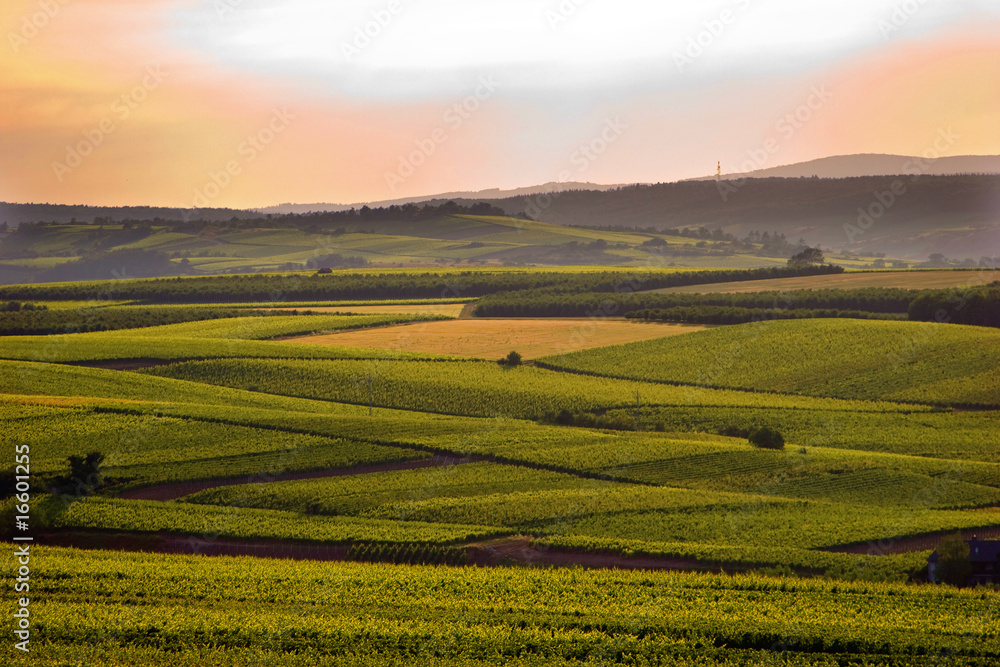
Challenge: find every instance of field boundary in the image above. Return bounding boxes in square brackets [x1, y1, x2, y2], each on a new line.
[88, 404, 660, 490]
[532, 359, 995, 410]
[119, 455, 479, 501]
[37, 529, 753, 574]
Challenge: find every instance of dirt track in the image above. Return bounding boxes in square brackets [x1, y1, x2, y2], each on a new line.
[40, 530, 717, 572]
[826, 525, 1000, 555]
[465, 536, 709, 571]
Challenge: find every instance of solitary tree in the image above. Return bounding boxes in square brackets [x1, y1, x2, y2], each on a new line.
[934, 532, 972, 586]
[57, 451, 105, 497]
[788, 247, 824, 266]
[497, 351, 522, 367]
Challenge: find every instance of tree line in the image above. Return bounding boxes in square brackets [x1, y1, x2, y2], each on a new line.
[908, 282, 1000, 328]
[625, 306, 900, 325]
[0, 306, 286, 336]
[0, 264, 841, 304]
[473, 284, 914, 319]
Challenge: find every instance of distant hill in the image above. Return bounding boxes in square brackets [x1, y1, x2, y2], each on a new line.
[4, 156, 998, 264]
[686, 154, 1000, 181]
[255, 182, 632, 215]
[467, 174, 1000, 260]
[253, 157, 1000, 260]
[2, 200, 882, 285]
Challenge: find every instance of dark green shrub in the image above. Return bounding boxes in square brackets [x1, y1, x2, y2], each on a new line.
[749, 426, 785, 450]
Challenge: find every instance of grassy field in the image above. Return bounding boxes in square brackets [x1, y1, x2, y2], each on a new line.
[285, 318, 706, 359]
[649, 268, 1000, 293]
[3, 265, 999, 666]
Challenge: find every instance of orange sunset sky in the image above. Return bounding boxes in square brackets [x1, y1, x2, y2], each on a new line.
[1, 0, 998, 208]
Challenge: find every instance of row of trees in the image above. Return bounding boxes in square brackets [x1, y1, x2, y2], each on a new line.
[908, 282, 1000, 328]
[0, 305, 282, 336]
[0, 264, 842, 303]
[625, 306, 895, 325]
[475, 284, 914, 319]
[164, 200, 508, 235]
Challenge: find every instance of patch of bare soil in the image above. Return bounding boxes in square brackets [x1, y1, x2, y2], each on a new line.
[41, 531, 728, 573]
[825, 525, 1000, 555]
[465, 536, 708, 571]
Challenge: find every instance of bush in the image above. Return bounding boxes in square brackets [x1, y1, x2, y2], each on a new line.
[497, 350, 523, 367]
[749, 426, 785, 450]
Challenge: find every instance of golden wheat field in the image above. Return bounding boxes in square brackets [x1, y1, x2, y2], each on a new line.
[283, 318, 706, 359]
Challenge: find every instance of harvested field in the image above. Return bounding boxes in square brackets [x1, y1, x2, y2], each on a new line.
[645, 269, 1000, 294]
[283, 318, 706, 359]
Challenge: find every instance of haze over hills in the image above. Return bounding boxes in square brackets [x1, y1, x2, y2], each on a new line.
[686, 154, 1000, 181]
[472, 174, 1000, 260]
[254, 154, 1000, 216]
[255, 182, 632, 215]
[3, 155, 998, 261]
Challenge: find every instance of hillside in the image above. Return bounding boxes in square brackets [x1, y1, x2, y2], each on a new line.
[4, 173, 997, 264]
[255, 181, 631, 215]
[3, 203, 883, 284]
[473, 174, 1000, 260]
[686, 154, 1000, 180]
[5, 268, 1000, 665]
[537, 318, 1000, 407]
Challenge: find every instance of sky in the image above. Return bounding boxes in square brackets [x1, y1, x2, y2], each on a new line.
[1, 0, 998, 208]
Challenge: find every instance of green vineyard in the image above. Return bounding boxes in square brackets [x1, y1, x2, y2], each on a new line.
[538, 318, 1000, 407]
[7, 547, 999, 666]
[3, 266, 999, 666]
